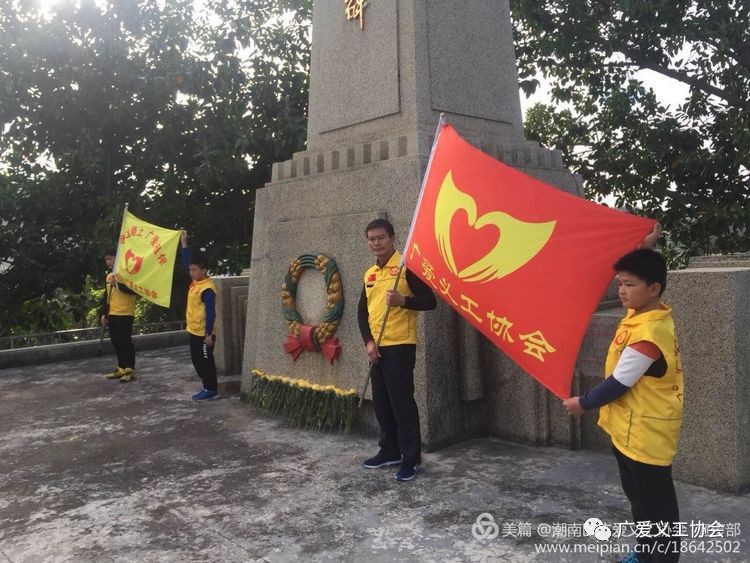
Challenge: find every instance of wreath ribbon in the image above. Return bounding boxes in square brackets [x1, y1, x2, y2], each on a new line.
[283, 325, 341, 363]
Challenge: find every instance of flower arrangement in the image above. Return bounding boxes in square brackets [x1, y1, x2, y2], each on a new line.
[248, 369, 358, 433]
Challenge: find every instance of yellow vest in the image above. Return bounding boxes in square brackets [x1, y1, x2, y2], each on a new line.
[186, 277, 217, 336]
[364, 250, 418, 346]
[106, 273, 136, 316]
[598, 304, 684, 466]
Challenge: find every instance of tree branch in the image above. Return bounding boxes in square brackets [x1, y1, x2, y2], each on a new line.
[683, 22, 750, 76]
[623, 50, 743, 107]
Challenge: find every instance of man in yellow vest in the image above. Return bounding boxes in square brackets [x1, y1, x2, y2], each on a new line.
[358, 219, 436, 481]
[563, 245, 683, 563]
[101, 250, 137, 382]
[180, 230, 219, 401]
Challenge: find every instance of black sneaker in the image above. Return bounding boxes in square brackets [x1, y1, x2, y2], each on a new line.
[363, 451, 401, 469]
[395, 462, 421, 481]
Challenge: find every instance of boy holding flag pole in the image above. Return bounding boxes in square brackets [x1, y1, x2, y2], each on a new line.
[110, 204, 182, 381]
[563, 225, 684, 563]
[101, 249, 137, 382]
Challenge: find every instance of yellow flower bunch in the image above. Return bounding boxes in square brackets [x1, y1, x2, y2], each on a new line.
[248, 369, 358, 433]
[251, 369, 356, 397]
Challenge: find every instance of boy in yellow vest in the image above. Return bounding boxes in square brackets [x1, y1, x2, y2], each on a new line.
[358, 219, 436, 481]
[101, 250, 137, 382]
[180, 230, 219, 401]
[563, 247, 683, 563]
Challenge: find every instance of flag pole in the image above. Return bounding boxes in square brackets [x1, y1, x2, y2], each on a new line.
[357, 114, 447, 407]
[112, 203, 129, 277]
[98, 282, 113, 357]
[401, 113, 446, 266]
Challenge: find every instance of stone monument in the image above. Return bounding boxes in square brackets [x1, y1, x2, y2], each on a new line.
[242, 0, 579, 445]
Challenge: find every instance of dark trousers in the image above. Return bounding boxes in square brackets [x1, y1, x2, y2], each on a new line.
[613, 445, 680, 562]
[108, 315, 135, 369]
[189, 334, 217, 391]
[371, 344, 421, 464]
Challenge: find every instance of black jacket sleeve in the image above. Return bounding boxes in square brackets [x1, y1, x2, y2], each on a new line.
[579, 375, 630, 410]
[358, 284, 374, 343]
[403, 269, 437, 311]
[100, 278, 110, 317]
[115, 281, 137, 295]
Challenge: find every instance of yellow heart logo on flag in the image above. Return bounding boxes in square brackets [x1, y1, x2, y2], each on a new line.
[434, 170, 556, 283]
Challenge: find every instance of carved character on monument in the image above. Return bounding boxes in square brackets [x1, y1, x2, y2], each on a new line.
[344, 0, 367, 30]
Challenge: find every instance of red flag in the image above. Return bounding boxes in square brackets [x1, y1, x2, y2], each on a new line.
[404, 124, 656, 399]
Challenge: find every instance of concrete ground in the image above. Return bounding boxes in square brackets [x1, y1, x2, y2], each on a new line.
[1, 348, 749, 563]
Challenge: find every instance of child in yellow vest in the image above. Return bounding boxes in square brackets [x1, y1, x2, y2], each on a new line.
[180, 230, 219, 401]
[101, 250, 137, 382]
[564, 248, 683, 563]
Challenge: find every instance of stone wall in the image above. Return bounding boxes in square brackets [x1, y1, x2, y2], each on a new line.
[214, 276, 249, 376]
[668, 266, 750, 492]
[0, 331, 188, 371]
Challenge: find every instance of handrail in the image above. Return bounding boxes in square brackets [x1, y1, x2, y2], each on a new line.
[0, 321, 186, 351]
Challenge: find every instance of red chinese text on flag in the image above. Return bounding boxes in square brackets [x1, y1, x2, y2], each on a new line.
[114, 209, 180, 308]
[404, 124, 656, 399]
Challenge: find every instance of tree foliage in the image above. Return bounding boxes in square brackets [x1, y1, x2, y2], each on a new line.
[0, 0, 311, 334]
[512, 0, 750, 264]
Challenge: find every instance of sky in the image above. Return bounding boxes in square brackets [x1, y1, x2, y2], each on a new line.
[519, 68, 692, 118]
[517, 68, 693, 208]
